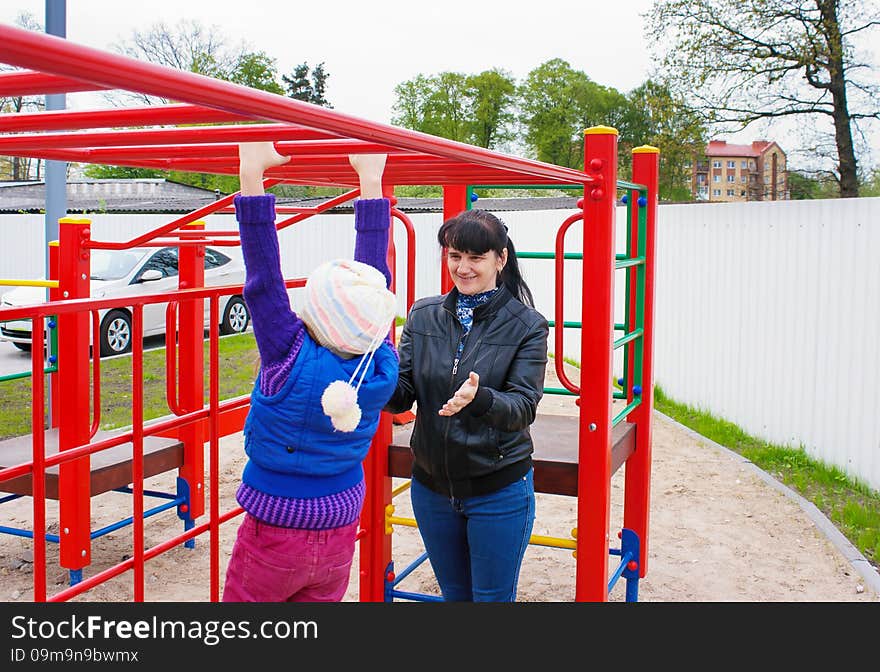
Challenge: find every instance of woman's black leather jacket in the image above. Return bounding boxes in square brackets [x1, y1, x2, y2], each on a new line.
[386, 285, 549, 498]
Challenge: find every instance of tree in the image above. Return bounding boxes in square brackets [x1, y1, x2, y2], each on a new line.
[648, 0, 880, 198]
[392, 72, 471, 142]
[282, 62, 331, 107]
[623, 80, 708, 201]
[230, 52, 285, 96]
[466, 69, 517, 150]
[83, 165, 164, 179]
[108, 20, 315, 190]
[860, 166, 880, 196]
[518, 59, 630, 169]
[392, 69, 517, 150]
[113, 19, 290, 102]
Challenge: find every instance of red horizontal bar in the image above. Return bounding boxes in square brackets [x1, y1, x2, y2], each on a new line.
[0, 24, 593, 186]
[0, 124, 352, 151]
[0, 69, 106, 96]
[0, 104, 256, 132]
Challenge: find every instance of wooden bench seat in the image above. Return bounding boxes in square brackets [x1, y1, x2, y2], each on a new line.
[0, 428, 184, 499]
[389, 414, 636, 497]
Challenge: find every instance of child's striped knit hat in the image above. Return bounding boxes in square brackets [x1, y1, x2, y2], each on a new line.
[300, 258, 396, 356]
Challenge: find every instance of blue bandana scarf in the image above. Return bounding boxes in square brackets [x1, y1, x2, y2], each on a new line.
[455, 287, 499, 363]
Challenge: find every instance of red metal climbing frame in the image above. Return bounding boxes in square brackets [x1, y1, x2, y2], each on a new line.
[0, 22, 659, 602]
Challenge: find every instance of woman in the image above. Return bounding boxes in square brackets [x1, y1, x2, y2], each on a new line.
[386, 209, 549, 602]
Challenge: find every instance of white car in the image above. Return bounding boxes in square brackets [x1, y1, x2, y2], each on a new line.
[1, 246, 250, 357]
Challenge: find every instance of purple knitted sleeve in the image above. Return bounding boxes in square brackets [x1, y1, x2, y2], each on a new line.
[353, 198, 392, 288]
[234, 194, 303, 375]
[234, 194, 394, 394]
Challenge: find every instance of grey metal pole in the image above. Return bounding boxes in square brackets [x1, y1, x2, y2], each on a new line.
[44, 0, 67, 253]
[45, 0, 66, 426]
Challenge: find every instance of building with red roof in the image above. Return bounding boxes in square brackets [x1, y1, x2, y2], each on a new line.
[690, 140, 788, 203]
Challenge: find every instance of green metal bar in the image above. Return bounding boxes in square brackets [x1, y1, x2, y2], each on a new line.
[613, 327, 643, 351]
[518, 251, 582, 260]
[470, 184, 585, 191]
[617, 180, 646, 191]
[622, 192, 634, 392]
[632, 185, 648, 401]
[543, 387, 577, 396]
[612, 398, 641, 427]
[546, 320, 582, 329]
[615, 256, 646, 270]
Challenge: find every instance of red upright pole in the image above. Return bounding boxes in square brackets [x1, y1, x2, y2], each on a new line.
[576, 127, 618, 602]
[440, 185, 468, 293]
[360, 187, 395, 601]
[624, 146, 660, 576]
[48, 240, 60, 427]
[177, 223, 206, 522]
[57, 218, 93, 574]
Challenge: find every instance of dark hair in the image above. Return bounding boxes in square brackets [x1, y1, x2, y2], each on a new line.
[437, 209, 535, 307]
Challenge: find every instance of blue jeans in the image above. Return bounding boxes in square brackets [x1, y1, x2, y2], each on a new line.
[410, 468, 535, 602]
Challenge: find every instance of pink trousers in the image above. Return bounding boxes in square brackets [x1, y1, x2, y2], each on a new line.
[222, 513, 358, 602]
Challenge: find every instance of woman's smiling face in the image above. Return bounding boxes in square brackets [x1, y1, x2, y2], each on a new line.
[446, 246, 507, 295]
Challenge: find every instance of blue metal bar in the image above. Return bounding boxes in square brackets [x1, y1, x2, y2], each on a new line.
[89, 496, 183, 539]
[392, 552, 430, 587]
[0, 525, 60, 542]
[607, 550, 633, 592]
[388, 589, 444, 602]
[112, 486, 180, 501]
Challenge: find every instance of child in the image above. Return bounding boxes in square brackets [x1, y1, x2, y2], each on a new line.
[222, 142, 399, 602]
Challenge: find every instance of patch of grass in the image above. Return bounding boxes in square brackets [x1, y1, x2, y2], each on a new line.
[654, 384, 880, 570]
[0, 333, 260, 439]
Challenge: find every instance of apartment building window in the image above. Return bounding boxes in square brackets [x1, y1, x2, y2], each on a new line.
[740, 190, 747, 197]
[726, 189, 735, 196]
[713, 175, 720, 182]
[741, 175, 747, 183]
[697, 174, 706, 184]
[713, 189, 721, 196]
[741, 160, 748, 169]
[727, 174, 735, 182]
[713, 160, 721, 168]
[727, 160, 735, 168]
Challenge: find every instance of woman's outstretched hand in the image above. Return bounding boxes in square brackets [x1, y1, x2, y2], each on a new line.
[438, 371, 479, 416]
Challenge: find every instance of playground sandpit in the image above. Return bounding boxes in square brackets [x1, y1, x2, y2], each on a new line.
[0, 362, 876, 603]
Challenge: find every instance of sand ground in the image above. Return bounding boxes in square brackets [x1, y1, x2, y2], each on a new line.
[1, 362, 877, 603]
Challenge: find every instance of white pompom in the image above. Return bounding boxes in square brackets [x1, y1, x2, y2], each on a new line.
[322, 380, 357, 415]
[321, 380, 361, 432]
[330, 405, 361, 432]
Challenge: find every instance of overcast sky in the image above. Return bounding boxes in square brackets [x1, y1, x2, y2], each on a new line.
[1, 0, 658, 123]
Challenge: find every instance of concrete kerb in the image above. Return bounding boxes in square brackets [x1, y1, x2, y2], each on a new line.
[655, 410, 880, 597]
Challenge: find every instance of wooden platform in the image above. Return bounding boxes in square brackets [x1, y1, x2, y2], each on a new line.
[389, 414, 636, 497]
[0, 428, 184, 499]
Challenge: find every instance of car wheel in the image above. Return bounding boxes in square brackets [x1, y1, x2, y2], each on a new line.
[100, 309, 132, 357]
[12, 342, 31, 352]
[220, 296, 250, 335]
